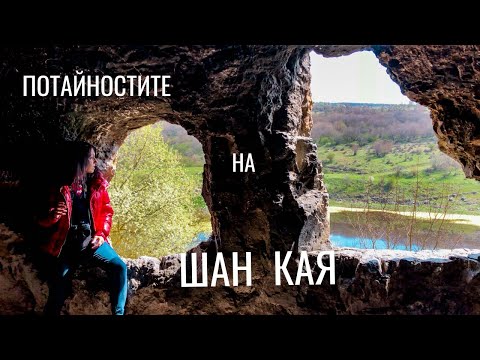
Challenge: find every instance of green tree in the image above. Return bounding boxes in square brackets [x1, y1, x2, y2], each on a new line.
[109, 123, 211, 258]
[326, 152, 335, 163]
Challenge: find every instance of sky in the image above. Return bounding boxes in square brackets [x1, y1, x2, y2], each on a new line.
[310, 50, 411, 104]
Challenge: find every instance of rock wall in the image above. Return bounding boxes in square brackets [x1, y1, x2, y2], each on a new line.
[0, 45, 332, 256]
[374, 45, 480, 180]
[2, 224, 480, 315]
[1, 45, 480, 314]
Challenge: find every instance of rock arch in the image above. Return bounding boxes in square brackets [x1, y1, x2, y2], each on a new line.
[1, 45, 480, 314]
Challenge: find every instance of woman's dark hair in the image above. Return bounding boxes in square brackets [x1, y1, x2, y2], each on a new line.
[69, 141, 102, 189]
[43, 141, 102, 189]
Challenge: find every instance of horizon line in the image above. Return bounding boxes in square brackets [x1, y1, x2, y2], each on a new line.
[313, 101, 417, 105]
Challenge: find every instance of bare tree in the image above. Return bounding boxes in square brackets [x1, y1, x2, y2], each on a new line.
[351, 143, 359, 156]
[344, 169, 464, 251]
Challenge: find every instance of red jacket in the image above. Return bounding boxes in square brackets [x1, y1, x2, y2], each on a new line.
[36, 174, 114, 257]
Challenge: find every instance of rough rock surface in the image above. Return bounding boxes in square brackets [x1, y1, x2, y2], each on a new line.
[374, 45, 480, 180]
[1, 45, 480, 314]
[2, 224, 480, 315]
[0, 45, 331, 255]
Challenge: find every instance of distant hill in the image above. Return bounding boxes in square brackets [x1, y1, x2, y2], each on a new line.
[156, 103, 435, 165]
[312, 102, 434, 146]
[157, 121, 205, 167]
[313, 102, 416, 110]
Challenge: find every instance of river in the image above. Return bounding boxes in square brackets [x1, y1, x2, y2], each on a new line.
[190, 206, 480, 251]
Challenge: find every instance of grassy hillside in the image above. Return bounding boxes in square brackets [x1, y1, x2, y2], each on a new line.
[309, 102, 480, 215]
[319, 141, 480, 214]
[155, 104, 480, 216]
[158, 121, 205, 167]
[184, 166, 206, 208]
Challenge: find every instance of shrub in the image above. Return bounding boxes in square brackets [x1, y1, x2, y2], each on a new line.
[109, 123, 211, 258]
[326, 152, 335, 163]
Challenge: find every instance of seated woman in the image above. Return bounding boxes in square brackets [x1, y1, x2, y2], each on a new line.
[34, 141, 127, 315]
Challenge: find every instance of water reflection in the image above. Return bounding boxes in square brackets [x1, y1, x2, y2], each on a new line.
[330, 210, 480, 250]
[330, 233, 420, 251]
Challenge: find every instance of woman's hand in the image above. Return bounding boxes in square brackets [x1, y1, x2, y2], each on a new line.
[90, 235, 105, 250]
[51, 202, 67, 220]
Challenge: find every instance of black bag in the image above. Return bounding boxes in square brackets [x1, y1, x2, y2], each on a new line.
[68, 222, 92, 251]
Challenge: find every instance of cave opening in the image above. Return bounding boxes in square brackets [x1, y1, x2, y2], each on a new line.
[108, 121, 211, 259]
[1, 45, 480, 314]
[309, 50, 480, 251]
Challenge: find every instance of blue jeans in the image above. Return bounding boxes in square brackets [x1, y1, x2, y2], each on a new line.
[44, 242, 128, 315]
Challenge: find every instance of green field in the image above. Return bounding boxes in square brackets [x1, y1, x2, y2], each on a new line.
[180, 143, 480, 216]
[184, 166, 206, 209]
[184, 166, 204, 177]
[318, 141, 480, 215]
[172, 141, 480, 249]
